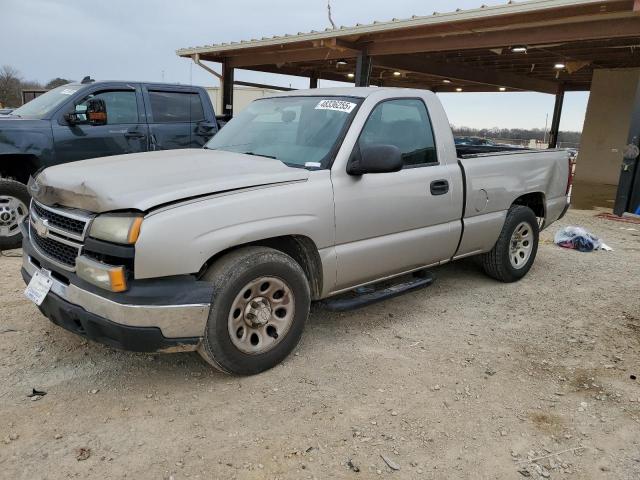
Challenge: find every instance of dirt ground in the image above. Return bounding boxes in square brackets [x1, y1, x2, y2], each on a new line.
[1, 209, 639, 480]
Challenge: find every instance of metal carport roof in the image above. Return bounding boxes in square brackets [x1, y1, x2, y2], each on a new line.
[177, 0, 640, 93]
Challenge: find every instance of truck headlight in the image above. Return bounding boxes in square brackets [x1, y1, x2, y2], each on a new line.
[76, 255, 127, 292]
[89, 214, 143, 244]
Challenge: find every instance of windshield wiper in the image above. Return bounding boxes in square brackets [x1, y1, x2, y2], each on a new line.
[243, 151, 277, 160]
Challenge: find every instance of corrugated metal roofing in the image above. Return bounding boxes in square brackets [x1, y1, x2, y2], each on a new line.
[176, 0, 619, 56]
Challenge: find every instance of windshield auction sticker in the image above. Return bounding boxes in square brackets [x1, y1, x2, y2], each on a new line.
[315, 99, 357, 113]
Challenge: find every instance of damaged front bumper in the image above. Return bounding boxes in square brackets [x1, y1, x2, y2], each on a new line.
[21, 224, 212, 353]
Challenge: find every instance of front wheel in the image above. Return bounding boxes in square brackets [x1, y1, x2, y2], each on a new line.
[0, 179, 30, 251]
[198, 246, 310, 375]
[481, 205, 539, 283]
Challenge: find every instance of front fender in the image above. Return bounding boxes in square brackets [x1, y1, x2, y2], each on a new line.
[0, 126, 54, 166]
[133, 172, 335, 281]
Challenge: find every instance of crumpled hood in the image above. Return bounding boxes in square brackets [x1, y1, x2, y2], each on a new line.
[31, 149, 309, 213]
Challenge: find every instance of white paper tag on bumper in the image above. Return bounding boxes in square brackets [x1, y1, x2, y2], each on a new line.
[24, 271, 53, 306]
[315, 99, 357, 113]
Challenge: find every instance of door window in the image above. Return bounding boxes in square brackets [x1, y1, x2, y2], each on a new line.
[148, 91, 205, 123]
[359, 98, 437, 167]
[76, 90, 138, 124]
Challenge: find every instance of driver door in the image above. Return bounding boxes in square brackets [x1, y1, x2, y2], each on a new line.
[332, 98, 462, 291]
[52, 85, 148, 164]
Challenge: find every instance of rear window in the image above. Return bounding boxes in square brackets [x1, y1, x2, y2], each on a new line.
[148, 91, 204, 123]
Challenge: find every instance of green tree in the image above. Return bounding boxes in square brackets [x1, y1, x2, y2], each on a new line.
[45, 77, 73, 89]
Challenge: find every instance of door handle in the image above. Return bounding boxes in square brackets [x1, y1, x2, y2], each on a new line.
[124, 129, 146, 139]
[430, 179, 449, 195]
[196, 121, 217, 135]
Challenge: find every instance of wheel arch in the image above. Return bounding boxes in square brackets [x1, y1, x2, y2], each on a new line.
[0, 154, 42, 183]
[512, 191, 546, 225]
[199, 234, 324, 300]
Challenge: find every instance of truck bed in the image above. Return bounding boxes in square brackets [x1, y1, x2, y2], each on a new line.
[453, 148, 570, 259]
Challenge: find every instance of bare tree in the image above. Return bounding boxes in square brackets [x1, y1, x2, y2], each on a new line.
[0, 65, 22, 108]
[21, 80, 44, 91]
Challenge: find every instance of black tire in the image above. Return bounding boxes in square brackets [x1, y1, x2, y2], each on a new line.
[0, 179, 30, 251]
[481, 205, 539, 283]
[198, 246, 310, 375]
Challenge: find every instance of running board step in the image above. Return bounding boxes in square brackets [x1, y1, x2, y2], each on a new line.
[321, 272, 434, 312]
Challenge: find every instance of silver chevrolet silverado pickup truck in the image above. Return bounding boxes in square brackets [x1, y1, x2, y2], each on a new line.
[21, 88, 572, 375]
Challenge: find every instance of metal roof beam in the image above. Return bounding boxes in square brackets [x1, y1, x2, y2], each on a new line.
[226, 48, 354, 68]
[375, 55, 558, 93]
[366, 17, 640, 56]
[312, 38, 361, 53]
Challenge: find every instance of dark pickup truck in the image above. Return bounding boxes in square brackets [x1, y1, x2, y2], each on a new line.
[0, 80, 219, 249]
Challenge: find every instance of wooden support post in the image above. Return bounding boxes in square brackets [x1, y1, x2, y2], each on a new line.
[548, 84, 565, 148]
[222, 61, 235, 118]
[354, 51, 372, 87]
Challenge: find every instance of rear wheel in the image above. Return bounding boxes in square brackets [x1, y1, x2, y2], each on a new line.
[198, 246, 310, 375]
[481, 205, 539, 282]
[0, 179, 30, 250]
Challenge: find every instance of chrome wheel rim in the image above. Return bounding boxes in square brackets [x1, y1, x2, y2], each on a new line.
[228, 276, 295, 355]
[0, 196, 28, 238]
[509, 221, 533, 269]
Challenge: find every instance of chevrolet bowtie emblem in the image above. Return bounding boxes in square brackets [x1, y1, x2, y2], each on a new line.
[34, 217, 49, 237]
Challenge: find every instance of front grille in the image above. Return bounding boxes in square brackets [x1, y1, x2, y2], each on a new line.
[32, 202, 87, 236]
[31, 231, 79, 269]
[29, 201, 93, 271]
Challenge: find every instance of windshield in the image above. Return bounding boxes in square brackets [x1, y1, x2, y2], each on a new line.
[206, 96, 362, 168]
[11, 84, 81, 118]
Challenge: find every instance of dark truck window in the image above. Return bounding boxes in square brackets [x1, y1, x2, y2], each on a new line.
[359, 98, 437, 167]
[148, 91, 204, 123]
[77, 90, 138, 124]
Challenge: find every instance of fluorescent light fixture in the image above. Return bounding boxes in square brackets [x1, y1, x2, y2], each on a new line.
[442, 78, 452, 84]
[554, 63, 566, 69]
[499, 87, 506, 91]
[456, 87, 463, 92]
[336, 60, 348, 66]
[347, 73, 355, 78]
[393, 71, 401, 76]
[510, 45, 528, 53]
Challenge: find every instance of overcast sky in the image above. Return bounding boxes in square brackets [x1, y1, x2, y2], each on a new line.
[2, 0, 588, 131]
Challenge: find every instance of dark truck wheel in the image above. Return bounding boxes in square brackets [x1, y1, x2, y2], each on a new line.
[481, 205, 539, 283]
[198, 246, 310, 375]
[0, 179, 30, 250]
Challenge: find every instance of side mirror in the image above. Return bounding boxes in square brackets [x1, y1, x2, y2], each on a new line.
[347, 144, 403, 175]
[64, 104, 86, 125]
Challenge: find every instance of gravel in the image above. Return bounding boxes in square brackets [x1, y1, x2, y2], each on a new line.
[1, 209, 639, 479]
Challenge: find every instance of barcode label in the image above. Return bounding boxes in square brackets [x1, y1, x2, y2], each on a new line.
[315, 99, 357, 113]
